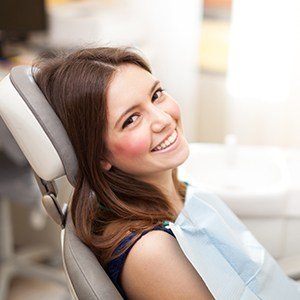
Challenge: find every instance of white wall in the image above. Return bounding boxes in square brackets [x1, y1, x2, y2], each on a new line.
[226, 0, 300, 147]
[48, 0, 203, 141]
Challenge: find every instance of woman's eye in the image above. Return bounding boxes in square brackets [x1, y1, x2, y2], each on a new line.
[122, 88, 165, 129]
[122, 114, 139, 129]
[152, 88, 165, 102]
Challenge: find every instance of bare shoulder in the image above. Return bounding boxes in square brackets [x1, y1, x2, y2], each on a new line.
[120, 230, 214, 300]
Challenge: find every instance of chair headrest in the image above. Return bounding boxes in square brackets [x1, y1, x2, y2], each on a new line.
[0, 65, 78, 187]
[0, 66, 124, 299]
[63, 213, 123, 300]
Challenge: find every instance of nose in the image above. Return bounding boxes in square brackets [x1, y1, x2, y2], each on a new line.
[150, 106, 173, 133]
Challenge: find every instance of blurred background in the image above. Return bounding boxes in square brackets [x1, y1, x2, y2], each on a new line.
[1, 0, 300, 298]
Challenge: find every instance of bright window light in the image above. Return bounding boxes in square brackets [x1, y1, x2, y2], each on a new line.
[226, 0, 294, 102]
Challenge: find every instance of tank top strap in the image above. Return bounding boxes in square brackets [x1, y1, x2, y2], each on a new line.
[106, 225, 176, 299]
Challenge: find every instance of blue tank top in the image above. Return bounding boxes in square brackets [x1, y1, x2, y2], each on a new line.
[106, 181, 188, 298]
[106, 225, 176, 299]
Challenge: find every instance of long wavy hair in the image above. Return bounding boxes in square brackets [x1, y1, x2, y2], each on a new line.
[33, 46, 187, 269]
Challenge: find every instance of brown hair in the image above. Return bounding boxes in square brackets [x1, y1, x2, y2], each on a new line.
[32, 46, 186, 269]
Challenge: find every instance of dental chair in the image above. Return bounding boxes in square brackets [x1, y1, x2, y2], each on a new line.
[0, 119, 68, 300]
[0, 66, 123, 299]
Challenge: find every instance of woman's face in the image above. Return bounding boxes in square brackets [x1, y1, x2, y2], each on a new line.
[104, 63, 189, 179]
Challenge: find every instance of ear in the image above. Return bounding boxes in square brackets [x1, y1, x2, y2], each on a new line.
[100, 160, 112, 171]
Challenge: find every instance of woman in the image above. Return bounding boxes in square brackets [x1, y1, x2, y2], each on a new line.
[33, 47, 214, 299]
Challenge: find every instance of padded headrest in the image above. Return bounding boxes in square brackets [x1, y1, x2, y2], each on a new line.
[0, 65, 124, 299]
[0, 65, 78, 186]
[62, 213, 123, 300]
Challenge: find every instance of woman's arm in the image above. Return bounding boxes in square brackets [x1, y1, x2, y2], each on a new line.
[120, 230, 214, 300]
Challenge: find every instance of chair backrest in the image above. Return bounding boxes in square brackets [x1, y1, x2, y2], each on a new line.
[0, 66, 123, 300]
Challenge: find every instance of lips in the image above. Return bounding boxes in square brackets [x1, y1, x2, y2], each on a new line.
[151, 128, 177, 152]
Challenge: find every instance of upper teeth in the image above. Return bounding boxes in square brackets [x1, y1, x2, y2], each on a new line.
[153, 130, 177, 151]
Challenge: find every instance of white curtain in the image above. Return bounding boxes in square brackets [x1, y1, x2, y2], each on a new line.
[226, 0, 300, 147]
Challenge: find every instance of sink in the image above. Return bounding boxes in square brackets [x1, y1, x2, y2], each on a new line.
[178, 142, 290, 217]
[178, 142, 300, 262]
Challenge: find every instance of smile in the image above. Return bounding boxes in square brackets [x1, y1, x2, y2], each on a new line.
[151, 129, 178, 152]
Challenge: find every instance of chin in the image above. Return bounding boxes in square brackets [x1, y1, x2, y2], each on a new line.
[168, 143, 190, 170]
[177, 144, 190, 166]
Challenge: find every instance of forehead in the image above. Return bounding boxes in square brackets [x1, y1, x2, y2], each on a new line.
[106, 64, 156, 125]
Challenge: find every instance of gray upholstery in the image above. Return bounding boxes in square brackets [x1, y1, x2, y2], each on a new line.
[0, 66, 124, 299]
[10, 66, 78, 187]
[63, 212, 122, 300]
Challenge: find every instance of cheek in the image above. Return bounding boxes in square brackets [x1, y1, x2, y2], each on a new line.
[171, 104, 180, 119]
[165, 98, 181, 119]
[112, 134, 149, 157]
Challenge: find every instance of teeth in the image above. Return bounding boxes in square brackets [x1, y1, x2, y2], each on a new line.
[152, 130, 178, 151]
[168, 132, 176, 143]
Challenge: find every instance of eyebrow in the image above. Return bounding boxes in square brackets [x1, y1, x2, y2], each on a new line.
[115, 80, 161, 128]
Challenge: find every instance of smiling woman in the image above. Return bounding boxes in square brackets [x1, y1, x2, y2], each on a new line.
[31, 47, 213, 299]
[104, 63, 189, 180]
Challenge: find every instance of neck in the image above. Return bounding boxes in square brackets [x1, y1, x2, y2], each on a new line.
[138, 169, 183, 214]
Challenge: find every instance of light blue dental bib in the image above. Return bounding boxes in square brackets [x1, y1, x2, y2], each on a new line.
[167, 183, 300, 299]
